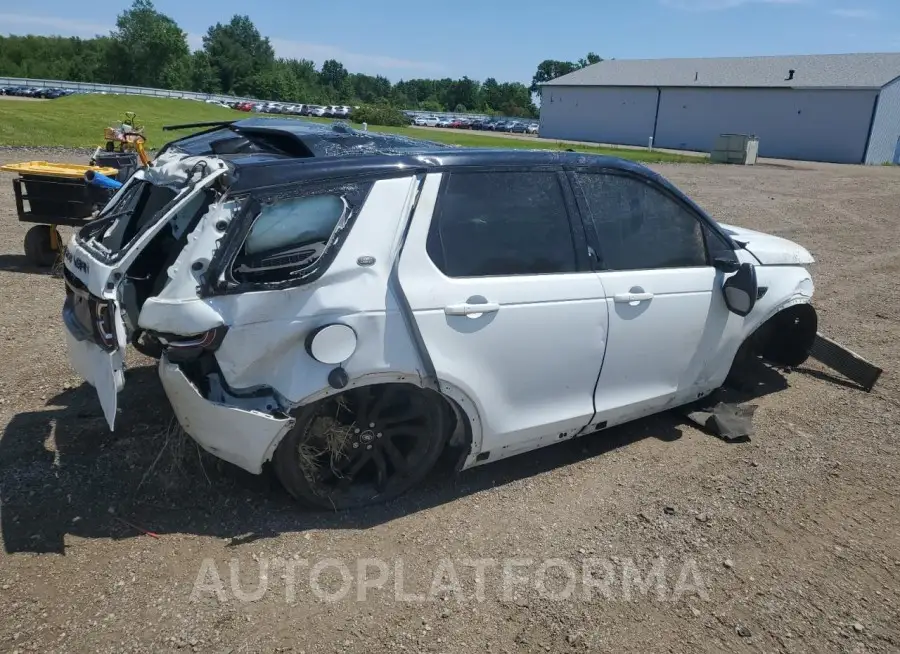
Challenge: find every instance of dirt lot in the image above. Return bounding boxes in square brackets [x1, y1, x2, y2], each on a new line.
[1, 150, 899, 654]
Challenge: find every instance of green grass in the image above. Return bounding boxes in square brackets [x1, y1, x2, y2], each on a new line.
[0, 94, 243, 149]
[0, 94, 704, 164]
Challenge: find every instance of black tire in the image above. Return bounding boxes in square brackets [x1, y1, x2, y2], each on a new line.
[23, 225, 61, 267]
[759, 304, 818, 367]
[274, 383, 449, 510]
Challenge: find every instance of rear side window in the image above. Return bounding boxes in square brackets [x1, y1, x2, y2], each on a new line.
[427, 171, 577, 277]
[572, 172, 707, 270]
[231, 183, 368, 285]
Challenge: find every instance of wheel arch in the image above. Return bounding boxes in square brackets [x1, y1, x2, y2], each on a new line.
[262, 375, 485, 472]
[732, 300, 818, 372]
[435, 379, 484, 470]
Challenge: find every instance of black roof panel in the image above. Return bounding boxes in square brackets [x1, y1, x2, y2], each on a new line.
[228, 147, 656, 193]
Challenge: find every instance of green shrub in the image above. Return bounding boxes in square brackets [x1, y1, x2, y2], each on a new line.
[350, 105, 410, 127]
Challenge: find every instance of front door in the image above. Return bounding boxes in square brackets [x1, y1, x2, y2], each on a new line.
[569, 170, 739, 426]
[398, 169, 608, 457]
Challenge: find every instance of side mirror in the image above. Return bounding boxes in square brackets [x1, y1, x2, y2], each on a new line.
[713, 257, 740, 273]
[722, 262, 758, 317]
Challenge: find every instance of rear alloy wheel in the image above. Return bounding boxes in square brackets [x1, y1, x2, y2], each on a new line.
[23, 225, 62, 267]
[274, 383, 449, 510]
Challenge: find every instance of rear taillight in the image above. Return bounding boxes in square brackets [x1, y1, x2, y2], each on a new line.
[94, 301, 116, 349]
[64, 270, 117, 352]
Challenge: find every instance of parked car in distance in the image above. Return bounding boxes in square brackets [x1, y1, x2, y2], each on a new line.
[436, 116, 453, 128]
[414, 115, 439, 127]
[61, 117, 818, 511]
[469, 119, 486, 130]
[305, 105, 327, 117]
[526, 123, 539, 135]
[508, 121, 527, 133]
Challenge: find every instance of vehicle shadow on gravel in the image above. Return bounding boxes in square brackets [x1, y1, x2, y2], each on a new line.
[0, 254, 50, 274]
[1, 358, 790, 555]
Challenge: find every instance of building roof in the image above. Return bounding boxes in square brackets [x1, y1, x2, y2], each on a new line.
[543, 53, 900, 89]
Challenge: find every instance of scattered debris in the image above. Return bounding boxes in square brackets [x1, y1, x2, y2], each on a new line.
[682, 393, 757, 443]
[723, 559, 734, 569]
[664, 506, 676, 515]
[853, 623, 864, 633]
[810, 333, 883, 392]
[736, 625, 752, 638]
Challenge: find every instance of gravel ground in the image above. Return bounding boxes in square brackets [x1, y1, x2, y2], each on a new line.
[1, 149, 899, 654]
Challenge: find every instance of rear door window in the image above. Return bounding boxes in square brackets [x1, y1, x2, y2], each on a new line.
[427, 170, 578, 277]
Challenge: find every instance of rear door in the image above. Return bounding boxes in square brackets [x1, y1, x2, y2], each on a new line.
[398, 168, 608, 458]
[569, 170, 741, 426]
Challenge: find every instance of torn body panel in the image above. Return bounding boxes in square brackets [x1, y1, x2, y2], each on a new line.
[135, 198, 243, 335]
[63, 312, 124, 431]
[159, 357, 294, 473]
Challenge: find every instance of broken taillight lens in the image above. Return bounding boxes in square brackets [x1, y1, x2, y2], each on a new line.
[94, 301, 116, 349]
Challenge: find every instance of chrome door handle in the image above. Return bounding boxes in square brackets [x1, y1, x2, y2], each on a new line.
[614, 292, 654, 303]
[444, 302, 500, 316]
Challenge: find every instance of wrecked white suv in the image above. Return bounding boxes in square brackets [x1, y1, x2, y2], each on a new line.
[62, 118, 818, 509]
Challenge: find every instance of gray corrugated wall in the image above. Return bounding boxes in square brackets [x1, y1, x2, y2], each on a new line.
[539, 85, 881, 163]
[864, 77, 900, 164]
[539, 86, 658, 146]
[655, 88, 877, 163]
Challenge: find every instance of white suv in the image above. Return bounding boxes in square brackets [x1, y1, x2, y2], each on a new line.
[61, 118, 817, 510]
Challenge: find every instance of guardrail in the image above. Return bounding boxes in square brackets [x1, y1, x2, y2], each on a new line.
[0, 76, 255, 104]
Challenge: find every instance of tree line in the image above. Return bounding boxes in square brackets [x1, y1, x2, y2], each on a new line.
[0, 0, 603, 118]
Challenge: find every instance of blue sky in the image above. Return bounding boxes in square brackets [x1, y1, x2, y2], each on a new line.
[1, 0, 898, 83]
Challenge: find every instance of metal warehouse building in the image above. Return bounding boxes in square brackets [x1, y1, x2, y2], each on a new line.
[539, 53, 900, 164]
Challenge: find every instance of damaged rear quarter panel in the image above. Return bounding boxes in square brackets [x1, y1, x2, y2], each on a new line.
[207, 175, 427, 405]
[136, 197, 244, 335]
